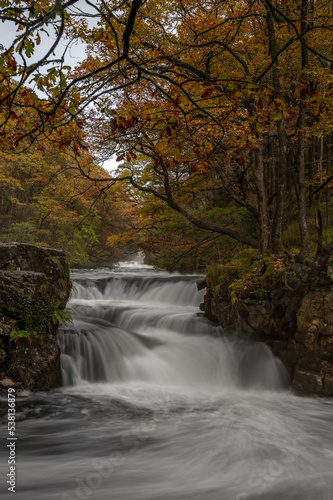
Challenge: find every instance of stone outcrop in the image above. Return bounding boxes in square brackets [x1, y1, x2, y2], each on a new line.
[0, 243, 71, 391]
[201, 282, 333, 397]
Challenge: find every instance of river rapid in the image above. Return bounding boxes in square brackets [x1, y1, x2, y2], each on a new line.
[1, 262, 333, 500]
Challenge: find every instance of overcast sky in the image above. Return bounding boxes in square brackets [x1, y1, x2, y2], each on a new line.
[0, 5, 118, 172]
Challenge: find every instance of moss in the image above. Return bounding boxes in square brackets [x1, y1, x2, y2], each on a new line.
[9, 295, 68, 337]
[232, 248, 259, 261]
[62, 262, 70, 281]
[0, 244, 71, 391]
[44, 255, 69, 279]
[1, 272, 70, 338]
[206, 249, 258, 292]
[9, 296, 44, 335]
[206, 250, 313, 305]
[206, 264, 226, 287]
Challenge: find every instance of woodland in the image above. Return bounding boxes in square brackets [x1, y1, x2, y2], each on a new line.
[0, 0, 333, 273]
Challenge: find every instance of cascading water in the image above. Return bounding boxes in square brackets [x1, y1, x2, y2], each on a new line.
[57, 265, 286, 391]
[1, 261, 333, 500]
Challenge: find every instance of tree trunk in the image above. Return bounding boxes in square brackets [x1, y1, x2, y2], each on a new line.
[298, 0, 310, 255]
[273, 118, 288, 251]
[308, 138, 315, 206]
[298, 106, 310, 255]
[327, 133, 332, 229]
[317, 135, 324, 206]
[265, 8, 287, 252]
[255, 138, 270, 253]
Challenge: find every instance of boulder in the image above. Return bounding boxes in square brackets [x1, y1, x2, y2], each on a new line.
[0, 243, 71, 391]
[202, 283, 333, 397]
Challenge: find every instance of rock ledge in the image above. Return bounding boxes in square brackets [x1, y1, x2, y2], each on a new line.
[0, 243, 71, 391]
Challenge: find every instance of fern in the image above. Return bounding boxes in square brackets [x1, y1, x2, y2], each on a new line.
[9, 330, 30, 343]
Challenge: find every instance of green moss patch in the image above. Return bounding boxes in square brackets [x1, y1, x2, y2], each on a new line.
[206, 250, 314, 304]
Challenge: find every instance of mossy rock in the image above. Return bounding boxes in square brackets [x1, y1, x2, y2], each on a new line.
[0, 243, 72, 391]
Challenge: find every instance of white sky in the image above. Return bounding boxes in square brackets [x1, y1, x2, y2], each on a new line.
[0, 2, 119, 172]
[103, 157, 118, 173]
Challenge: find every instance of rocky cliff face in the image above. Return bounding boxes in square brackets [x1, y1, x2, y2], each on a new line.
[0, 243, 71, 391]
[201, 283, 333, 396]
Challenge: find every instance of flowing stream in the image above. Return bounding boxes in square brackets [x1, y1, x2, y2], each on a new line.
[1, 261, 333, 500]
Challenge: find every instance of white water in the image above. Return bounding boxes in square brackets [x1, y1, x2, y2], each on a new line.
[0, 263, 332, 500]
[58, 265, 286, 391]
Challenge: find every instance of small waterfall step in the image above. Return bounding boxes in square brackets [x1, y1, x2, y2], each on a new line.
[57, 264, 288, 391]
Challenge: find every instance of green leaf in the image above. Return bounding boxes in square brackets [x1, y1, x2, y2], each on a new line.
[9, 330, 29, 343]
[25, 39, 34, 58]
[60, 72, 67, 88]
[15, 41, 23, 53]
[272, 111, 282, 121]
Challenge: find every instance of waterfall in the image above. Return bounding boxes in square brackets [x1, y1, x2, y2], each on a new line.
[57, 264, 288, 391]
[8, 263, 333, 500]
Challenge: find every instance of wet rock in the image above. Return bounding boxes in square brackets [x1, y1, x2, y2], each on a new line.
[202, 282, 333, 397]
[0, 377, 15, 388]
[292, 369, 323, 395]
[323, 376, 333, 396]
[196, 278, 207, 291]
[7, 335, 62, 391]
[0, 323, 12, 336]
[297, 289, 333, 336]
[0, 347, 6, 363]
[294, 331, 317, 347]
[0, 243, 71, 392]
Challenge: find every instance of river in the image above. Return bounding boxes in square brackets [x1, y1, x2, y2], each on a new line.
[1, 262, 333, 499]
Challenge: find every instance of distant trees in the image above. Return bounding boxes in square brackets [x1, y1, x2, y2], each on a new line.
[1, 0, 333, 259]
[0, 145, 130, 265]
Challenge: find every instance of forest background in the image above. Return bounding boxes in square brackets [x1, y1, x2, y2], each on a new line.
[0, 0, 333, 282]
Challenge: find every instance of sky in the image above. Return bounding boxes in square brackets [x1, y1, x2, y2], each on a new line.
[0, 2, 118, 172]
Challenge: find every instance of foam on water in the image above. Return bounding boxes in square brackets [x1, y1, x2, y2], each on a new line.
[58, 265, 287, 392]
[2, 264, 332, 500]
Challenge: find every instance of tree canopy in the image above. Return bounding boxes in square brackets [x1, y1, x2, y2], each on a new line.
[1, 0, 333, 266]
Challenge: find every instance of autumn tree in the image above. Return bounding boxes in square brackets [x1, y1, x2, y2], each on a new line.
[1, 0, 333, 260]
[77, 0, 332, 255]
[0, 143, 133, 265]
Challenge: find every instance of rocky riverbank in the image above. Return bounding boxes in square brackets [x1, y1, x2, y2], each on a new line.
[201, 250, 333, 397]
[0, 243, 71, 391]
